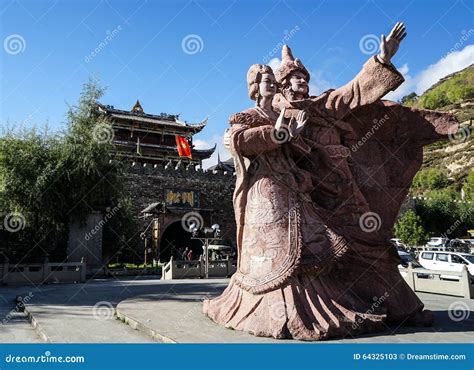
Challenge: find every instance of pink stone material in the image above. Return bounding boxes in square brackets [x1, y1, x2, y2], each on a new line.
[204, 34, 457, 340]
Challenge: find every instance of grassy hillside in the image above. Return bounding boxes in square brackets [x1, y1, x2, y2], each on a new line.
[419, 64, 474, 109]
[401, 64, 474, 188]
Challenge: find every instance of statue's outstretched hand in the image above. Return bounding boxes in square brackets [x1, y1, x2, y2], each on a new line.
[288, 110, 308, 138]
[379, 22, 407, 64]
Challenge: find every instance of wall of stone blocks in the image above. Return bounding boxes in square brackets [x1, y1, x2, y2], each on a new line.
[122, 164, 237, 253]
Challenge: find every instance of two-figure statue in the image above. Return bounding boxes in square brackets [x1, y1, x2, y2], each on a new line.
[203, 22, 459, 340]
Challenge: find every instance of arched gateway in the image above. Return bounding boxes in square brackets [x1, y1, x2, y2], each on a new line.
[159, 220, 203, 261]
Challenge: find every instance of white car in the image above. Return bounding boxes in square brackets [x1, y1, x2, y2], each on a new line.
[426, 237, 448, 248]
[390, 238, 407, 250]
[418, 251, 474, 275]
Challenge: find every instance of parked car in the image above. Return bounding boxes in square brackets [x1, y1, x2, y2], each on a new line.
[418, 251, 474, 276]
[424, 238, 471, 253]
[390, 238, 407, 251]
[461, 239, 474, 254]
[398, 251, 420, 268]
[426, 237, 448, 248]
[445, 239, 471, 253]
[397, 251, 428, 279]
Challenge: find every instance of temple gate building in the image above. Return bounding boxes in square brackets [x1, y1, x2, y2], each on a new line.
[98, 100, 215, 167]
[98, 101, 236, 263]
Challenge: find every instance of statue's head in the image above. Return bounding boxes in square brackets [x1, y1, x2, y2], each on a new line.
[246, 64, 277, 102]
[275, 45, 310, 100]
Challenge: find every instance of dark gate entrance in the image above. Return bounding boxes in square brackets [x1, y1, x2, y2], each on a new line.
[160, 221, 203, 262]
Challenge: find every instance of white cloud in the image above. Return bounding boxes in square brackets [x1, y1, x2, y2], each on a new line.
[194, 134, 231, 170]
[416, 45, 474, 92]
[385, 44, 474, 102]
[268, 57, 282, 71]
[399, 63, 409, 76]
[309, 69, 332, 95]
[193, 138, 211, 149]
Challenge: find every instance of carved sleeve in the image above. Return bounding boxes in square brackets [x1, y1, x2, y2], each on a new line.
[324, 56, 404, 119]
[229, 112, 279, 157]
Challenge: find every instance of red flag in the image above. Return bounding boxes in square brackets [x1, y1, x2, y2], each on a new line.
[175, 135, 192, 159]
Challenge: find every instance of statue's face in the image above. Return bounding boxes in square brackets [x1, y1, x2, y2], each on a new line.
[258, 73, 277, 98]
[289, 71, 308, 95]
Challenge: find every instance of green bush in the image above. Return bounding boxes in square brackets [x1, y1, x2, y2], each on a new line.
[394, 210, 430, 246]
[401, 92, 418, 106]
[415, 193, 474, 239]
[419, 67, 474, 109]
[0, 79, 135, 262]
[411, 168, 449, 192]
[463, 171, 474, 200]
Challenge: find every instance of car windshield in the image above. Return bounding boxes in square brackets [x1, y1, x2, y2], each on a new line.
[462, 255, 474, 263]
[399, 254, 421, 267]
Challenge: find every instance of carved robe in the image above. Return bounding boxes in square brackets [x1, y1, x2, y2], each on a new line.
[224, 107, 349, 293]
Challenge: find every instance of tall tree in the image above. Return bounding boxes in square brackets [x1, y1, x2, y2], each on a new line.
[394, 210, 430, 246]
[0, 79, 136, 263]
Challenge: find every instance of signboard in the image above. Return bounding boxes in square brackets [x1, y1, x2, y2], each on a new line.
[164, 189, 200, 208]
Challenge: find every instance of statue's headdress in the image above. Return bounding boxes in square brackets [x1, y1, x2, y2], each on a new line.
[275, 45, 310, 85]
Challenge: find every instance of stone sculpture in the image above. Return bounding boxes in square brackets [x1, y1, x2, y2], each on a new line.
[203, 22, 459, 340]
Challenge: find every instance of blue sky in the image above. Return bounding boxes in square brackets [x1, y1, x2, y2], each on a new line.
[1, 0, 473, 166]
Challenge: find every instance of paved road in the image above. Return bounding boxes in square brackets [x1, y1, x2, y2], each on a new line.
[1, 277, 473, 343]
[0, 291, 42, 343]
[1, 276, 227, 343]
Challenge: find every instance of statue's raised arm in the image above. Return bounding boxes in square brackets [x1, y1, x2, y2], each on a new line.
[323, 22, 407, 119]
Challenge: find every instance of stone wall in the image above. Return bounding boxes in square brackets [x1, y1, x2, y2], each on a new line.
[67, 212, 103, 266]
[122, 164, 237, 258]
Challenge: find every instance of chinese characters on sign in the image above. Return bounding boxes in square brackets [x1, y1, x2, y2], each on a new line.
[164, 189, 200, 208]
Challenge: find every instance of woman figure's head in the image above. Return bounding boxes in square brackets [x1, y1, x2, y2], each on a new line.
[246, 64, 277, 103]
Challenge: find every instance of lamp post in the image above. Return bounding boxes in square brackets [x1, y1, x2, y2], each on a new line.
[190, 223, 221, 279]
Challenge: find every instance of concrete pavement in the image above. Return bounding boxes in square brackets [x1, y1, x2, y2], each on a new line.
[115, 288, 474, 343]
[1, 277, 473, 343]
[1, 277, 228, 343]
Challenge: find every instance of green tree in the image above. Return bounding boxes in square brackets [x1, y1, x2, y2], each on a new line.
[414, 189, 473, 238]
[394, 210, 430, 246]
[401, 92, 418, 106]
[0, 79, 136, 262]
[411, 168, 449, 193]
[60, 79, 123, 220]
[0, 129, 67, 260]
[463, 171, 474, 200]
